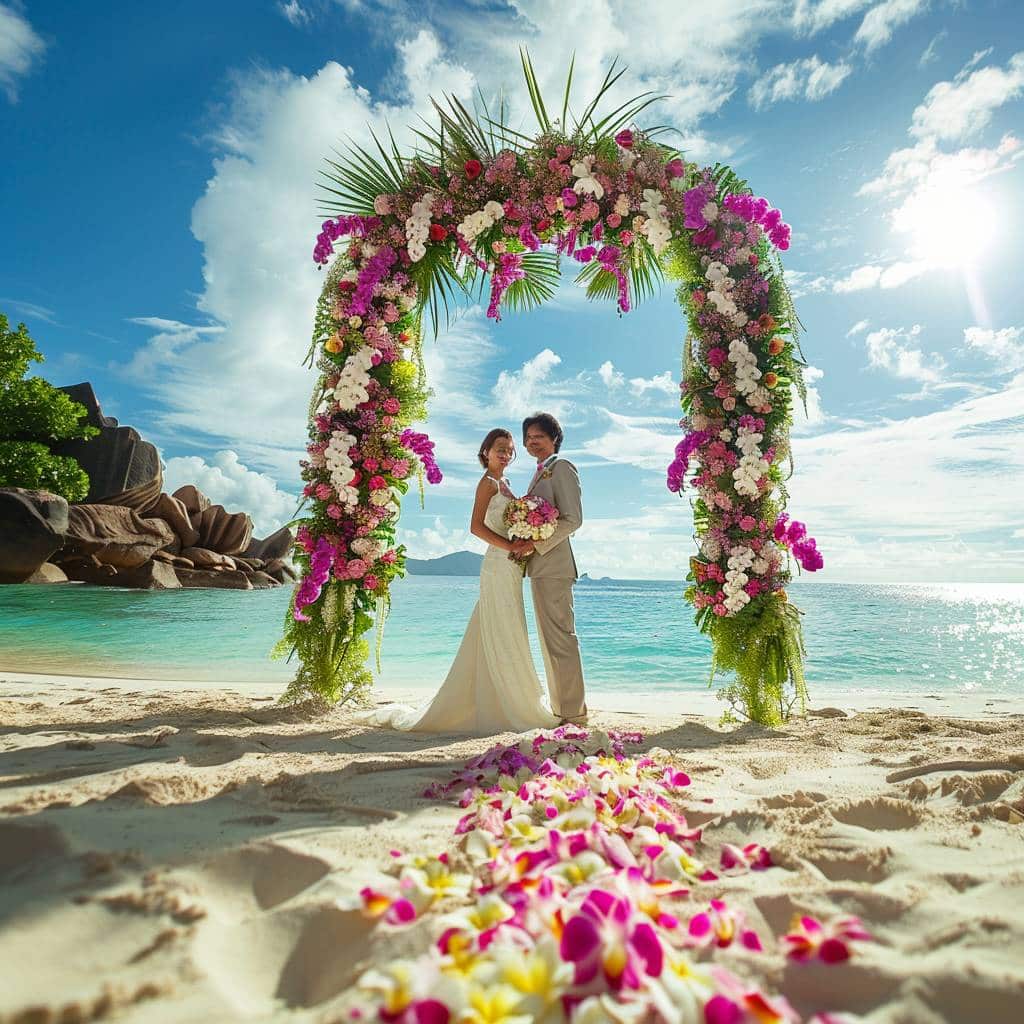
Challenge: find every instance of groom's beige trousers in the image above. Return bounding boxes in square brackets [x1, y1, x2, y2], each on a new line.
[526, 457, 587, 721]
[530, 576, 586, 720]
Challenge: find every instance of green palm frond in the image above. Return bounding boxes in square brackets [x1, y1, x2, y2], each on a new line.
[504, 252, 562, 312]
[573, 236, 664, 305]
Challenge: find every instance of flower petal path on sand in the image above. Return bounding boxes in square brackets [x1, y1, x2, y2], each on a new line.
[275, 56, 823, 725]
[341, 727, 871, 1023]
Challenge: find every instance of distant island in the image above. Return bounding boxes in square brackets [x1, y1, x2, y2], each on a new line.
[405, 550, 483, 575]
[405, 550, 613, 582]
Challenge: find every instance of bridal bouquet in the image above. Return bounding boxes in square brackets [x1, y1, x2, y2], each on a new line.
[503, 496, 558, 570]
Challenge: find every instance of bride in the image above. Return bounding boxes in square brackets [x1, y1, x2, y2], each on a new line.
[365, 428, 560, 734]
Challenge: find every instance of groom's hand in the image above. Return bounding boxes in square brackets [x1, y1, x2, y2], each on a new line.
[511, 539, 535, 556]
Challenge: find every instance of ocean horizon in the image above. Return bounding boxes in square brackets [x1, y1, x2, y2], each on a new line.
[1, 578, 1022, 701]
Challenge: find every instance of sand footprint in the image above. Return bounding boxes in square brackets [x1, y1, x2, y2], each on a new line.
[830, 796, 924, 831]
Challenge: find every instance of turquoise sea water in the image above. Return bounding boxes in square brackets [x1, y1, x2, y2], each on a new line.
[1, 579, 1022, 698]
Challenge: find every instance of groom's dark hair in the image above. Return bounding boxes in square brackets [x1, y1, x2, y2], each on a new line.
[522, 412, 563, 452]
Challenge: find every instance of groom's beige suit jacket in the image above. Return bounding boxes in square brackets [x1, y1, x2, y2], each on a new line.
[525, 456, 581, 579]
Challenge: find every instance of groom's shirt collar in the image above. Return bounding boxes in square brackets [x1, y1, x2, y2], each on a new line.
[538, 454, 557, 470]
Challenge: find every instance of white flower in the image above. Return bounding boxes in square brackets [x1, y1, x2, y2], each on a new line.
[705, 261, 731, 286]
[572, 155, 604, 199]
[483, 200, 505, 221]
[640, 189, 667, 221]
[613, 194, 630, 216]
[404, 192, 436, 263]
[701, 201, 719, 223]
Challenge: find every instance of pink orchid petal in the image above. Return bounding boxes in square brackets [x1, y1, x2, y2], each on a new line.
[560, 914, 601, 964]
[413, 1000, 450, 1024]
[386, 898, 417, 924]
[705, 995, 744, 1024]
[819, 938, 852, 964]
[631, 922, 665, 976]
[689, 912, 712, 939]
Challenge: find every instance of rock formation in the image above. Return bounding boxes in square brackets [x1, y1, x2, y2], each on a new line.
[0, 489, 69, 583]
[1, 383, 297, 591]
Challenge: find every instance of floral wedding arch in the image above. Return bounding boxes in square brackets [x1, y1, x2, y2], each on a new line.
[273, 56, 823, 725]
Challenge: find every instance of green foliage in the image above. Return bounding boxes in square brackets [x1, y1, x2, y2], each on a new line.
[0, 377, 99, 443]
[272, 582, 375, 706]
[0, 314, 43, 385]
[0, 313, 97, 500]
[0, 440, 91, 500]
[705, 595, 808, 727]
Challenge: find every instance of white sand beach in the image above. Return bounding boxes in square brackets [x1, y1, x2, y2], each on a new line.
[1, 673, 1023, 1023]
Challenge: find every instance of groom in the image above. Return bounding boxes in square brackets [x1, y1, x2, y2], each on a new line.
[522, 412, 587, 726]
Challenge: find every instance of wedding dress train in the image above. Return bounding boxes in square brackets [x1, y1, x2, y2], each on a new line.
[363, 480, 560, 735]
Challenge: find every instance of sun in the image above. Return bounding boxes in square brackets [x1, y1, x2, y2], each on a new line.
[894, 178, 997, 268]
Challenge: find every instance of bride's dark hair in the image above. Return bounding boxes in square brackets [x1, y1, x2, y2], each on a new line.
[478, 428, 515, 468]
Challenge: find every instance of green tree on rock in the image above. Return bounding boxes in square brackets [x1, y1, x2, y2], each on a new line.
[0, 312, 98, 501]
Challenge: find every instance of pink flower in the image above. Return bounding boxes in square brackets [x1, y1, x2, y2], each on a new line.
[383, 397, 401, 415]
[315, 483, 333, 501]
[560, 888, 664, 990]
[392, 459, 411, 479]
[326, 504, 343, 520]
[666, 158, 686, 178]
[362, 457, 379, 472]
[707, 346, 727, 368]
[346, 558, 368, 579]
[620, 230, 634, 246]
[369, 475, 387, 491]
[783, 916, 872, 964]
[607, 213, 622, 228]
[381, 550, 398, 564]
[687, 899, 763, 952]
[739, 515, 756, 531]
[723, 397, 736, 411]
[720, 842, 772, 873]
[363, 574, 380, 591]
[615, 129, 634, 149]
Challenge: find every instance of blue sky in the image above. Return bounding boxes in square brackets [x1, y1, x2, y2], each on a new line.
[2, 0, 1023, 581]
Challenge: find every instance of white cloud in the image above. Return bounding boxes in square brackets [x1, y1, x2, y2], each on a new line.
[581, 409, 678, 471]
[398, 516, 482, 560]
[598, 360, 624, 389]
[160, 450, 300, 537]
[846, 319, 870, 336]
[963, 326, 1024, 372]
[792, 0, 873, 35]
[278, 1, 310, 26]
[629, 370, 677, 397]
[788, 375, 1024, 580]
[492, 348, 565, 419]
[0, 2, 45, 102]
[911, 51, 1024, 143]
[918, 30, 945, 67]
[785, 269, 832, 298]
[854, 0, 930, 54]
[832, 259, 932, 292]
[792, 365, 827, 433]
[748, 56, 852, 109]
[0, 296, 58, 325]
[863, 324, 946, 384]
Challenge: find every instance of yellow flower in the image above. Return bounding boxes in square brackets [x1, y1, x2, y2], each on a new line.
[463, 983, 533, 1024]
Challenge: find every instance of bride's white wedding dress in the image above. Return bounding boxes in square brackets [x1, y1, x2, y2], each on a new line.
[364, 478, 560, 735]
